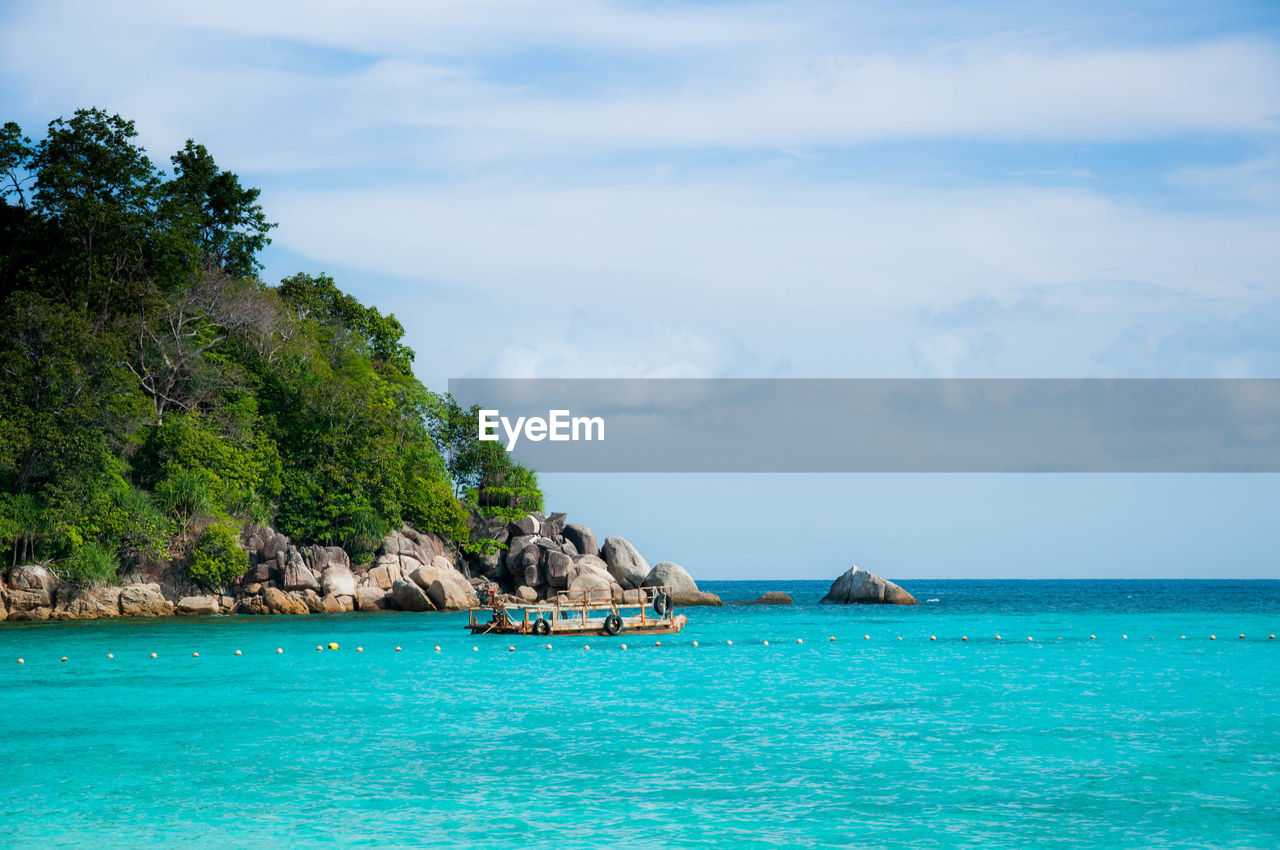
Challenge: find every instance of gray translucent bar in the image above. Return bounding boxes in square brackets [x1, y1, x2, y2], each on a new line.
[446, 379, 1280, 472]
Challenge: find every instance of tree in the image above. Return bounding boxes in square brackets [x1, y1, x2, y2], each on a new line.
[166, 140, 275, 279]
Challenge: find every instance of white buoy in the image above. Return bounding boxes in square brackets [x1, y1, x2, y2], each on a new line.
[864, 634, 870, 640]
[61, 656, 68, 662]
[1210, 635, 1217, 640]
[472, 646, 478, 652]
[234, 650, 241, 656]
[276, 648, 284, 654]
[930, 636, 936, 641]
[508, 646, 515, 652]
[726, 640, 733, 646]
[692, 640, 699, 647]
[1121, 634, 1128, 640]
[434, 646, 441, 652]
[655, 641, 662, 647]
[192, 652, 199, 658]
[107, 653, 114, 659]
[545, 643, 552, 650]
[995, 635, 1002, 641]
[150, 652, 158, 658]
[1026, 637, 1032, 642]
[829, 636, 835, 642]
[16, 658, 23, 664]
[962, 636, 968, 642]
[620, 643, 628, 650]
[357, 647, 364, 653]
[395, 646, 401, 652]
[762, 640, 769, 646]
[796, 638, 803, 644]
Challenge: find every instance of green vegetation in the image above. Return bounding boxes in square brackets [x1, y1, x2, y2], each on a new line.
[0, 108, 540, 584]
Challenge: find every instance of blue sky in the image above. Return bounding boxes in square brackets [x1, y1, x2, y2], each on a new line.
[2, 1, 1278, 578]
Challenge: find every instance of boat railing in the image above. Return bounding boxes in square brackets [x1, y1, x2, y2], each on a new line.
[467, 585, 675, 631]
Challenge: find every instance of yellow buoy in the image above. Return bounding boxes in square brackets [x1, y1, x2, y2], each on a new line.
[234, 650, 242, 656]
[328, 642, 339, 650]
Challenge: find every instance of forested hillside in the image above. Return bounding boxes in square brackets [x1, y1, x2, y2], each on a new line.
[0, 108, 538, 585]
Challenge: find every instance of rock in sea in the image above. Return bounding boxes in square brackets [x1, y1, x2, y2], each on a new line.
[820, 566, 918, 605]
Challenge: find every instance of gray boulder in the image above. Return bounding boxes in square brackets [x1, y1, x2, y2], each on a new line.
[507, 515, 539, 537]
[821, 566, 918, 605]
[544, 550, 574, 589]
[283, 552, 320, 592]
[562, 523, 599, 557]
[7, 564, 56, 605]
[736, 591, 793, 605]
[321, 565, 356, 598]
[600, 537, 650, 589]
[391, 578, 433, 612]
[641, 561, 699, 595]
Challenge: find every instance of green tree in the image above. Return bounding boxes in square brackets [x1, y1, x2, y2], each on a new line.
[166, 140, 275, 278]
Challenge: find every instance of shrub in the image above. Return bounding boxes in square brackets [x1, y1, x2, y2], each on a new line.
[188, 523, 248, 587]
[62, 542, 120, 584]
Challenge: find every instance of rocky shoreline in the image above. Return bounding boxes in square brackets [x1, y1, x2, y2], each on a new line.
[0, 510, 721, 624]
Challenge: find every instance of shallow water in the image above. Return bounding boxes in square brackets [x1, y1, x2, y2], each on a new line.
[3, 580, 1278, 848]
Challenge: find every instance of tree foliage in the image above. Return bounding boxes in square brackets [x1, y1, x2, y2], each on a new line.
[0, 108, 542, 577]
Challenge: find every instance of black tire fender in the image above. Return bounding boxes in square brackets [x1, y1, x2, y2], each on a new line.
[603, 613, 624, 635]
[532, 617, 552, 636]
[653, 593, 672, 617]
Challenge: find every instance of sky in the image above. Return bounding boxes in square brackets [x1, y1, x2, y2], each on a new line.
[2, 1, 1278, 579]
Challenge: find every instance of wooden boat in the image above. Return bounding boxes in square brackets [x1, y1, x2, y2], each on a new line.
[466, 586, 687, 637]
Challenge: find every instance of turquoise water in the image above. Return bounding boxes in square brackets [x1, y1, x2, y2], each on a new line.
[3, 580, 1278, 848]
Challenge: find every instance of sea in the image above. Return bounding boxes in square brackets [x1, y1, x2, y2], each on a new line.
[2, 579, 1278, 848]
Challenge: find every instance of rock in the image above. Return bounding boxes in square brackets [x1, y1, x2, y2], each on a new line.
[7, 564, 56, 604]
[368, 555, 402, 590]
[507, 515, 539, 537]
[263, 586, 311, 615]
[54, 585, 122, 619]
[321, 565, 356, 597]
[242, 559, 274, 584]
[821, 567, 918, 605]
[5, 603, 51, 621]
[568, 570, 613, 599]
[736, 591, 793, 606]
[391, 577, 434, 612]
[515, 585, 539, 603]
[601, 537, 650, 589]
[321, 594, 353, 614]
[283, 552, 320, 592]
[5, 588, 54, 614]
[523, 563, 544, 587]
[544, 550, 574, 589]
[119, 583, 172, 617]
[234, 598, 269, 615]
[541, 512, 567, 538]
[0, 594, 6, 622]
[561, 539, 578, 557]
[355, 587, 388, 611]
[409, 564, 478, 611]
[670, 591, 723, 607]
[176, 595, 220, 616]
[641, 561, 700, 595]
[562, 523, 599, 557]
[242, 582, 263, 595]
[470, 548, 501, 578]
[219, 595, 236, 612]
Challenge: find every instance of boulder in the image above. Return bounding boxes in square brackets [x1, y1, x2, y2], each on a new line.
[523, 563, 544, 587]
[670, 591, 723, 607]
[641, 561, 700, 595]
[368, 555, 402, 590]
[119, 583, 172, 617]
[391, 577, 434, 612]
[5, 588, 54, 614]
[470, 548, 501, 579]
[234, 598, 269, 616]
[262, 586, 310, 615]
[5, 602, 51, 621]
[507, 515, 539, 537]
[283, 552, 320, 592]
[7, 564, 56, 604]
[242, 559, 274, 585]
[601, 537, 650, 589]
[544, 550, 574, 589]
[355, 587, 388, 611]
[0, 594, 6, 622]
[736, 591, 793, 606]
[409, 564, 478, 611]
[541, 512, 567, 539]
[176, 595, 220, 616]
[563, 523, 599, 557]
[820, 567, 918, 605]
[321, 594, 353, 614]
[54, 585, 122, 619]
[514, 585, 539, 603]
[568, 570, 613, 599]
[321, 565, 356, 597]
